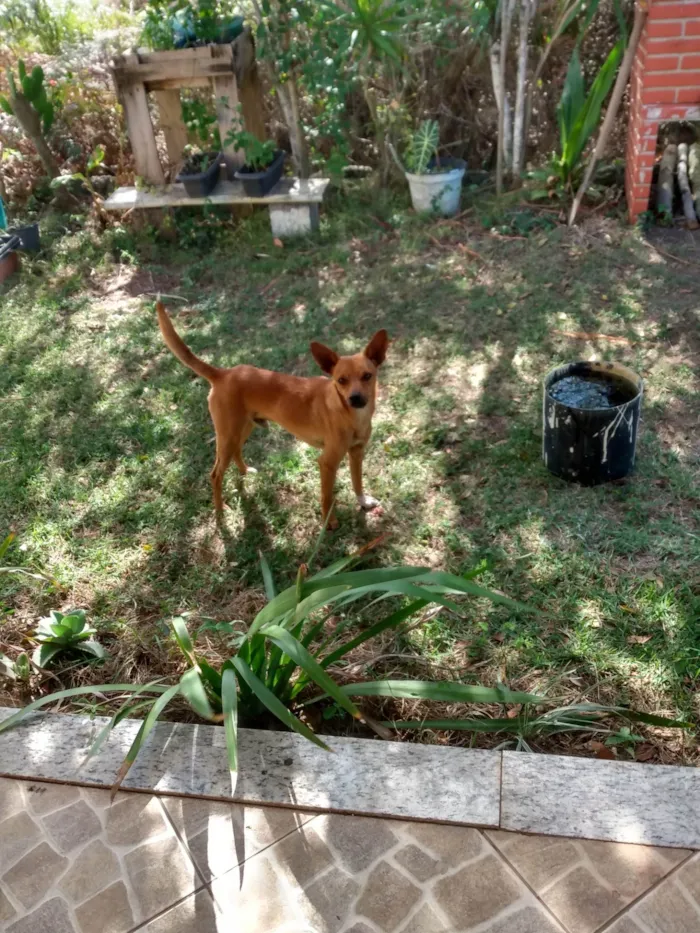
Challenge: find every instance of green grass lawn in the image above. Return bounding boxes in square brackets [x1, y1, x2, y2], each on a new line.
[2, 188, 699, 762]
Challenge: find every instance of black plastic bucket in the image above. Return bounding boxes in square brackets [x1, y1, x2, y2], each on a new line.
[543, 361, 643, 485]
[8, 223, 40, 251]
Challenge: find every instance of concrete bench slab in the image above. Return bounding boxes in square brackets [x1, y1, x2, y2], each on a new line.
[104, 177, 330, 237]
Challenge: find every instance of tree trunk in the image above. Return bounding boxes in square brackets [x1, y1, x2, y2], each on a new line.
[0, 142, 7, 205]
[568, 3, 648, 226]
[277, 77, 310, 179]
[249, 0, 309, 179]
[512, 0, 537, 176]
[657, 143, 677, 215]
[689, 142, 700, 216]
[495, 0, 515, 196]
[677, 143, 698, 228]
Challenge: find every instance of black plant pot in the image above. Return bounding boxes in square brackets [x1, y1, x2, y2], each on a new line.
[543, 361, 643, 485]
[176, 153, 221, 198]
[6, 223, 40, 252]
[234, 150, 286, 197]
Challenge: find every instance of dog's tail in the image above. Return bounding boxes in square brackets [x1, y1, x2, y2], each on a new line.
[156, 300, 221, 383]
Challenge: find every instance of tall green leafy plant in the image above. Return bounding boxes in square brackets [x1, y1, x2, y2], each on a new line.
[0, 553, 528, 794]
[554, 40, 623, 188]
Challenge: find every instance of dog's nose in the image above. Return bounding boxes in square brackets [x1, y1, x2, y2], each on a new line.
[349, 393, 367, 409]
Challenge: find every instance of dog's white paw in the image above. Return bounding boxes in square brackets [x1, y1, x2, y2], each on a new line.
[245, 466, 258, 475]
[357, 494, 380, 510]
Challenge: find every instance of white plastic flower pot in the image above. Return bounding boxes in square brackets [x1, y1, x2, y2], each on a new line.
[405, 157, 466, 217]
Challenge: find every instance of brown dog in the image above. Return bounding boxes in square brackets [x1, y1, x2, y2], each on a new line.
[156, 301, 388, 527]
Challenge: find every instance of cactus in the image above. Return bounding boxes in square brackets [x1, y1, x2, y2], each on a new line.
[0, 60, 58, 177]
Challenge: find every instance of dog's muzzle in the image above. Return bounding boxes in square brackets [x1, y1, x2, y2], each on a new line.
[349, 393, 367, 409]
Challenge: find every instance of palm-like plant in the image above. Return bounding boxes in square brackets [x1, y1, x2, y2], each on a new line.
[554, 41, 624, 188]
[0, 552, 528, 794]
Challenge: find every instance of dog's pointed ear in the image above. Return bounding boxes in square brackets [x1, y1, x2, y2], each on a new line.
[310, 341, 339, 374]
[364, 330, 389, 367]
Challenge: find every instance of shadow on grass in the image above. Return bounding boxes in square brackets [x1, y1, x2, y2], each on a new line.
[2, 200, 700, 749]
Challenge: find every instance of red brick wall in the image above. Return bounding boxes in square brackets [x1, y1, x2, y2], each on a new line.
[626, 0, 700, 221]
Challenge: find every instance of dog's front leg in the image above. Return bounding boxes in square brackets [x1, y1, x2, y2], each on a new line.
[318, 449, 343, 529]
[349, 444, 380, 511]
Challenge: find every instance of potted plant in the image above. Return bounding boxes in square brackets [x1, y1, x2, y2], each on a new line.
[226, 130, 286, 197]
[175, 146, 221, 198]
[393, 120, 466, 217]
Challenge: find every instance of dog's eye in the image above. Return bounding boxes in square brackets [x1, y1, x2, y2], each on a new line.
[361, 372, 373, 381]
[337, 376, 349, 386]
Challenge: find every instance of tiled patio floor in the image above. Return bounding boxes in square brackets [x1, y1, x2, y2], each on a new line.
[0, 776, 698, 933]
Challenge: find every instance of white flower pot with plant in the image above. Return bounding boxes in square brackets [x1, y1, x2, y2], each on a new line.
[392, 121, 466, 217]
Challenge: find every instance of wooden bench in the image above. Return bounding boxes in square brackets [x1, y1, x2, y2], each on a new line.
[104, 177, 329, 237]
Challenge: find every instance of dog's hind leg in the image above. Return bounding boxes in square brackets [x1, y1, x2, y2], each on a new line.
[209, 396, 254, 510]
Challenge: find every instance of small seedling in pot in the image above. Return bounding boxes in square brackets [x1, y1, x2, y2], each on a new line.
[180, 144, 218, 175]
[226, 129, 277, 172]
[32, 609, 108, 668]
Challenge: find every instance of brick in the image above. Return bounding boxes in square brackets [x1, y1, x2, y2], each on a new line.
[650, 3, 700, 20]
[682, 53, 700, 67]
[630, 198, 651, 216]
[637, 154, 657, 170]
[645, 70, 700, 87]
[648, 21, 684, 37]
[646, 54, 680, 70]
[649, 36, 700, 53]
[642, 87, 677, 102]
[687, 19, 700, 35]
[676, 88, 700, 102]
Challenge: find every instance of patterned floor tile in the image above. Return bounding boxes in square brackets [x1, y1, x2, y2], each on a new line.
[609, 852, 700, 933]
[486, 829, 693, 933]
[161, 796, 315, 881]
[210, 812, 566, 932]
[0, 779, 202, 933]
